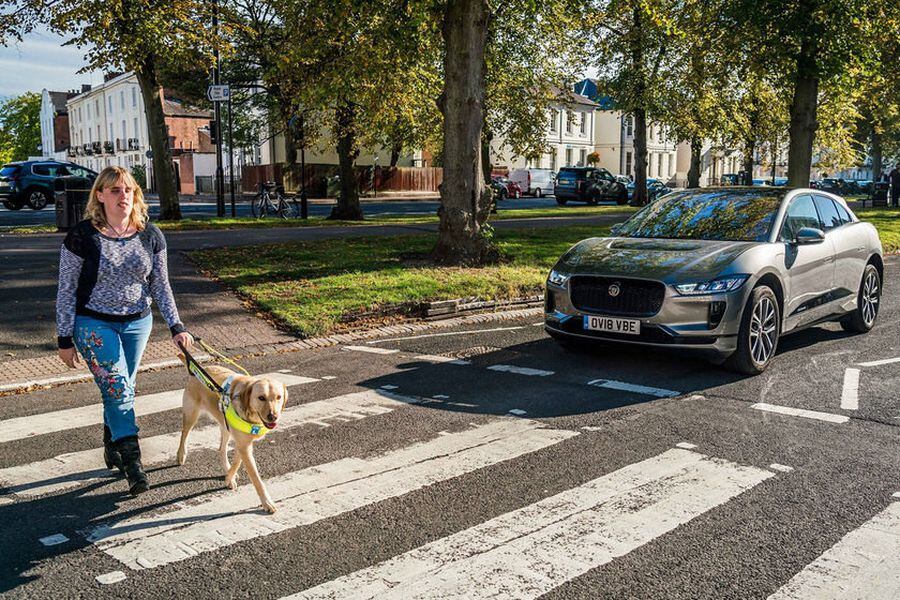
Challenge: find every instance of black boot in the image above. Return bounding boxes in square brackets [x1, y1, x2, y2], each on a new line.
[103, 426, 124, 473]
[115, 435, 149, 496]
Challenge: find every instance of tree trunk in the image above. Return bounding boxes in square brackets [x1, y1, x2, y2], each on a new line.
[628, 6, 648, 206]
[871, 129, 882, 182]
[787, 32, 819, 187]
[432, 0, 497, 265]
[632, 109, 648, 205]
[390, 142, 402, 168]
[687, 137, 701, 188]
[743, 139, 755, 185]
[329, 103, 363, 220]
[134, 58, 180, 220]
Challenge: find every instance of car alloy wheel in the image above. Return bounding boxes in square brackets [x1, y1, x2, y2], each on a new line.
[861, 269, 879, 327]
[749, 295, 777, 365]
[28, 190, 49, 210]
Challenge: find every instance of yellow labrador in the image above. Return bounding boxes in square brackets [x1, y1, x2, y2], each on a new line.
[176, 362, 288, 513]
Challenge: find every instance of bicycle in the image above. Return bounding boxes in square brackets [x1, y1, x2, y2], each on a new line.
[251, 181, 297, 219]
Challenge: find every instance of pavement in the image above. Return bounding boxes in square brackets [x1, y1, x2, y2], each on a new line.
[0, 212, 629, 389]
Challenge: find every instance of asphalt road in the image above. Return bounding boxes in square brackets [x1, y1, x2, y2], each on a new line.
[0, 196, 567, 227]
[0, 257, 897, 598]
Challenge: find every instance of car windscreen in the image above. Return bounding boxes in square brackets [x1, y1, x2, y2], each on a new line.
[0, 165, 21, 177]
[556, 169, 581, 179]
[615, 190, 784, 242]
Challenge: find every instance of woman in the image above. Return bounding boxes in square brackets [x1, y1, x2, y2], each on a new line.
[56, 166, 193, 496]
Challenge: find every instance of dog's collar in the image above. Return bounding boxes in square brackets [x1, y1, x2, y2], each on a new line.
[225, 404, 271, 437]
[219, 375, 270, 437]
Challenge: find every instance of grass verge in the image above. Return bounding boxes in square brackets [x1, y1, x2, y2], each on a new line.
[191, 224, 605, 337]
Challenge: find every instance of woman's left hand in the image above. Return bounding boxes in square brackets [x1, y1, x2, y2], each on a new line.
[172, 331, 194, 351]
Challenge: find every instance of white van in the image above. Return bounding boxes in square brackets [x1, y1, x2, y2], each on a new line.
[509, 168, 555, 197]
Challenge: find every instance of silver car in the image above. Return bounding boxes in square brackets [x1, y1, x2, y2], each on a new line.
[544, 188, 884, 374]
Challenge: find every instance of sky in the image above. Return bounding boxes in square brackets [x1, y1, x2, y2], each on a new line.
[0, 28, 104, 100]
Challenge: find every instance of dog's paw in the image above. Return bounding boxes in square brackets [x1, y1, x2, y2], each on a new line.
[262, 500, 277, 514]
[176, 450, 186, 466]
[225, 477, 238, 491]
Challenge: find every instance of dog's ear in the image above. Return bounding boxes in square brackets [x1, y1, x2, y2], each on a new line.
[281, 383, 289, 408]
[229, 376, 254, 411]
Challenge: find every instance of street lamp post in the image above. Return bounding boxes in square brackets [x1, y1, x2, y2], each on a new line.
[373, 155, 379, 199]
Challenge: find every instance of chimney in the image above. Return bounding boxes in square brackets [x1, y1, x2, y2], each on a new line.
[81, 84, 92, 93]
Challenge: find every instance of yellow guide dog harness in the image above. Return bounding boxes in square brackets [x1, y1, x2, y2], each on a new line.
[179, 340, 270, 438]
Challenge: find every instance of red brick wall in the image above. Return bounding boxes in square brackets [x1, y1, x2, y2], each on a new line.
[54, 115, 70, 151]
[174, 154, 196, 194]
[165, 116, 209, 152]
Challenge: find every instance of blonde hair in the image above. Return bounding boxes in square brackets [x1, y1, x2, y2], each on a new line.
[84, 166, 149, 231]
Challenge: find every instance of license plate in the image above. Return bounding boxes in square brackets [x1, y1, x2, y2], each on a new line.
[558, 179, 571, 185]
[584, 315, 641, 335]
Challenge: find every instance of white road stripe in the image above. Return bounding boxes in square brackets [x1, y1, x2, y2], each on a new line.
[368, 326, 526, 344]
[768, 501, 900, 599]
[0, 389, 416, 498]
[588, 379, 680, 398]
[342, 346, 399, 355]
[412, 355, 472, 366]
[287, 448, 773, 600]
[88, 419, 578, 570]
[487, 365, 554, 377]
[840, 368, 860, 410]
[751, 403, 849, 424]
[0, 373, 317, 445]
[857, 356, 900, 367]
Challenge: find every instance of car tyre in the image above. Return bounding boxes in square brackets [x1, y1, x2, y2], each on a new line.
[840, 264, 880, 334]
[616, 187, 628, 205]
[535, 188, 543, 198]
[726, 285, 780, 375]
[2, 199, 22, 210]
[555, 196, 567, 205]
[500, 188, 508, 200]
[26, 189, 51, 210]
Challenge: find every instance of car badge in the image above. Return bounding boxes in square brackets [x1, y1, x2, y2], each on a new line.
[608, 283, 621, 297]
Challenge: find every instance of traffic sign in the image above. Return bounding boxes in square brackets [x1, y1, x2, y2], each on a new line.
[207, 85, 231, 102]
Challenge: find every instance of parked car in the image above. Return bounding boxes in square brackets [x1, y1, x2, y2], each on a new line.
[811, 178, 845, 194]
[544, 187, 883, 374]
[554, 167, 628, 206]
[720, 173, 740, 186]
[490, 175, 522, 199]
[509, 168, 555, 198]
[625, 178, 672, 202]
[0, 160, 98, 210]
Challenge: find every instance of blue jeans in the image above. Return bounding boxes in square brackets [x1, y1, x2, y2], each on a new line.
[74, 314, 152, 441]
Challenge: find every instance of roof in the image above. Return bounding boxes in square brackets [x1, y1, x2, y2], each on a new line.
[47, 91, 73, 114]
[562, 89, 599, 108]
[162, 98, 212, 119]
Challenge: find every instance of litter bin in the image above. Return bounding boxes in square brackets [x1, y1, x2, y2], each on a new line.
[326, 175, 341, 199]
[55, 176, 92, 231]
[871, 181, 889, 208]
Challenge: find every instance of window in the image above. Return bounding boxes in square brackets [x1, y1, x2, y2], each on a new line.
[566, 111, 573, 134]
[780, 195, 821, 241]
[549, 110, 557, 133]
[86, 104, 90, 120]
[32, 164, 57, 176]
[579, 148, 586, 166]
[579, 112, 586, 134]
[108, 96, 113, 114]
[122, 120, 127, 142]
[133, 118, 139, 141]
[625, 152, 632, 176]
[132, 87, 137, 107]
[109, 123, 114, 142]
[97, 125, 100, 141]
[120, 91, 125, 109]
[625, 116, 633, 137]
[95, 99, 99, 116]
[550, 151, 557, 171]
[813, 195, 843, 231]
[565, 148, 573, 166]
[658, 154, 664, 177]
[832, 199, 852, 224]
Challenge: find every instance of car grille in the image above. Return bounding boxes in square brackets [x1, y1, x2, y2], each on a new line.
[569, 276, 665, 317]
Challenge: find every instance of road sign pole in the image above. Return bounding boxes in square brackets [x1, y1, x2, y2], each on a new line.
[213, 0, 224, 217]
[228, 92, 235, 217]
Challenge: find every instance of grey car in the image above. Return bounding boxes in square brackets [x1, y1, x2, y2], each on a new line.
[544, 187, 884, 374]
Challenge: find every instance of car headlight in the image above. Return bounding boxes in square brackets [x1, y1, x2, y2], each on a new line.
[674, 275, 749, 296]
[547, 269, 570, 287]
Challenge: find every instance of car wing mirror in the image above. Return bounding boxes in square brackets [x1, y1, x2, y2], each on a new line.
[794, 227, 826, 245]
[610, 223, 624, 236]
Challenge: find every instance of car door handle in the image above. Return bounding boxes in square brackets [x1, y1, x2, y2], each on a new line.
[824, 256, 835, 263]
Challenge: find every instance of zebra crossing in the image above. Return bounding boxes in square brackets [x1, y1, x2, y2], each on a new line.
[0, 356, 898, 599]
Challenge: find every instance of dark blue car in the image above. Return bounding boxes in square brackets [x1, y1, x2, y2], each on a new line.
[0, 160, 97, 210]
